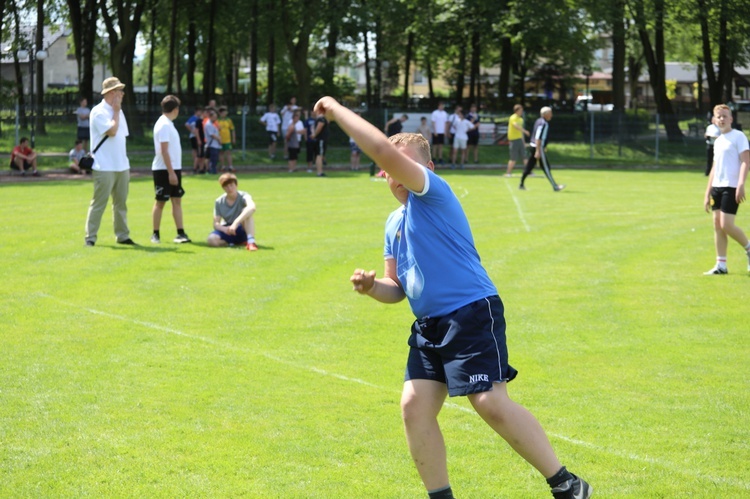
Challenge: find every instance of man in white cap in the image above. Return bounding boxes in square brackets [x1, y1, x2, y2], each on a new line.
[84, 76, 135, 246]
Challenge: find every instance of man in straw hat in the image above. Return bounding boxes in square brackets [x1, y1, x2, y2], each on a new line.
[84, 76, 136, 246]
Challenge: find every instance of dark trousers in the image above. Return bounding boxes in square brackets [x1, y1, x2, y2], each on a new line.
[520, 148, 560, 190]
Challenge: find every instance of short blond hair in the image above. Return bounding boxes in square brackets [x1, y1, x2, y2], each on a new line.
[388, 133, 432, 165]
[714, 104, 731, 115]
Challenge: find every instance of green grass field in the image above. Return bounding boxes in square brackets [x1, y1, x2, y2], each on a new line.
[1, 168, 749, 497]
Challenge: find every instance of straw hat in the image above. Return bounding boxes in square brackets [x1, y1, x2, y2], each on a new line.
[101, 77, 126, 94]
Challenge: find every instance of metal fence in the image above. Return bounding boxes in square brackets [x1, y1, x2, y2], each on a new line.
[0, 94, 723, 165]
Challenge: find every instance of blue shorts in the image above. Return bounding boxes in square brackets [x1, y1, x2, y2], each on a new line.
[210, 224, 248, 245]
[405, 295, 517, 397]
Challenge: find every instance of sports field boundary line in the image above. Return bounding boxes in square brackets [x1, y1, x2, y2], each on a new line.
[36, 293, 750, 491]
[503, 178, 531, 232]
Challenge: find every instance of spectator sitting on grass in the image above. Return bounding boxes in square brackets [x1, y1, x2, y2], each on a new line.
[207, 173, 258, 251]
[69, 140, 86, 174]
[10, 137, 39, 177]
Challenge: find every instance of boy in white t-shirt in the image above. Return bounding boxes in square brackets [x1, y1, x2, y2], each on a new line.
[151, 95, 190, 244]
[703, 104, 750, 274]
[449, 109, 475, 170]
[260, 104, 281, 159]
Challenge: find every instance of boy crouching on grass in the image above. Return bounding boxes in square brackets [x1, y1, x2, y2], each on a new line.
[313, 96, 591, 499]
[207, 173, 258, 251]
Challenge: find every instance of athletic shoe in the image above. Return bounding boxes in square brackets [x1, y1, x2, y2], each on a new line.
[746, 251, 750, 272]
[150, 234, 161, 244]
[317, 173, 327, 177]
[85, 240, 95, 247]
[555, 184, 566, 192]
[504, 173, 513, 177]
[246, 242, 258, 251]
[519, 185, 527, 190]
[551, 474, 592, 499]
[117, 238, 137, 245]
[173, 233, 191, 244]
[703, 266, 728, 275]
[31, 171, 40, 177]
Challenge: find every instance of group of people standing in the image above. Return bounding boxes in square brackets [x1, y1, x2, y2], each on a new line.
[185, 102, 236, 175]
[83, 77, 258, 252]
[260, 97, 329, 177]
[428, 102, 481, 170]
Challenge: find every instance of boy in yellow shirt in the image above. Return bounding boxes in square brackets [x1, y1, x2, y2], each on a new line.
[217, 106, 236, 172]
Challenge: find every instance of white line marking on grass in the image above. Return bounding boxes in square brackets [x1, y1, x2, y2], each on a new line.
[504, 179, 531, 232]
[38, 293, 750, 490]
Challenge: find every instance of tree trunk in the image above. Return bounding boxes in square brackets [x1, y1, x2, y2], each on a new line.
[426, 56, 434, 104]
[364, 31, 372, 108]
[147, 4, 156, 111]
[35, 0, 45, 135]
[634, 0, 682, 141]
[455, 45, 466, 106]
[279, 0, 317, 108]
[402, 31, 413, 108]
[498, 35, 512, 109]
[10, 0, 28, 129]
[186, 18, 196, 104]
[611, 1, 626, 112]
[249, 0, 258, 112]
[203, 0, 217, 103]
[167, 0, 177, 93]
[267, 30, 275, 105]
[469, 29, 480, 104]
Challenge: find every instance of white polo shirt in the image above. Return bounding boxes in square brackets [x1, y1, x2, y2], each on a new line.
[90, 100, 130, 172]
[431, 109, 448, 135]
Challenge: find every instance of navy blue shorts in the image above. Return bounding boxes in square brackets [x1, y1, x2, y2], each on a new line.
[210, 224, 247, 245]
[405, 295, 518, 397]
[710, 186, 740, 215]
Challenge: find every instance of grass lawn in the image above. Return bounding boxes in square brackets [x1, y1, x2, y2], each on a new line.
[1, 167, 749, 497]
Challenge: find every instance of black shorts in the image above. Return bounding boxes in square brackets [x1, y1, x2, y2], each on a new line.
[10, 158, 31, 171]
[467, 131, 479, 146]
[405, 295, 518, 397]
[190, 137, 200, 151]
[288, 147, 300, 161]
[267, 131, 277, 144]
[153, 170, 185, 201]
[316, 140, 326, 157]
[710, 186, 740, 215]
[433, 133, 445, 145]
[77, 126, 90, 141]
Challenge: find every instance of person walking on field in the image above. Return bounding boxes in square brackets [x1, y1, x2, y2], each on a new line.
[506, 104, 530, 177]
[314, 96, 591, 499]
[519, 106, 565, 192]
[84, 77, 135, 246]
[150, 95, 191, 245]
[703, 104, 750, 275]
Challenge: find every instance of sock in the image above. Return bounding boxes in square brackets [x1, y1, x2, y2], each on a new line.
[546, 466, 574, 489]
[153, 230, 160, 238]
[247, 235, 255, 244]
[427, 485, 454, 499]
[717, 256, 727, 269]
[177, 228, 186, 236]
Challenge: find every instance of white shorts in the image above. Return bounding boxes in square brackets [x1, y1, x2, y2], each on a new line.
[453, 137, 467, 150]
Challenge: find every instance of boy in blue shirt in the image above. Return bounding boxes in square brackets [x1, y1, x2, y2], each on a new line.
[314, 97, 591, 499]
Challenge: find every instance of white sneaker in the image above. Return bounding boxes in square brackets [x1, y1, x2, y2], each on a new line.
[150, 234, 161, 244]
[703, 265, 728, 275]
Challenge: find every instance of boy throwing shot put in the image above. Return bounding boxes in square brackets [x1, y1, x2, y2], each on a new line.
[313, 97, 591, 499]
